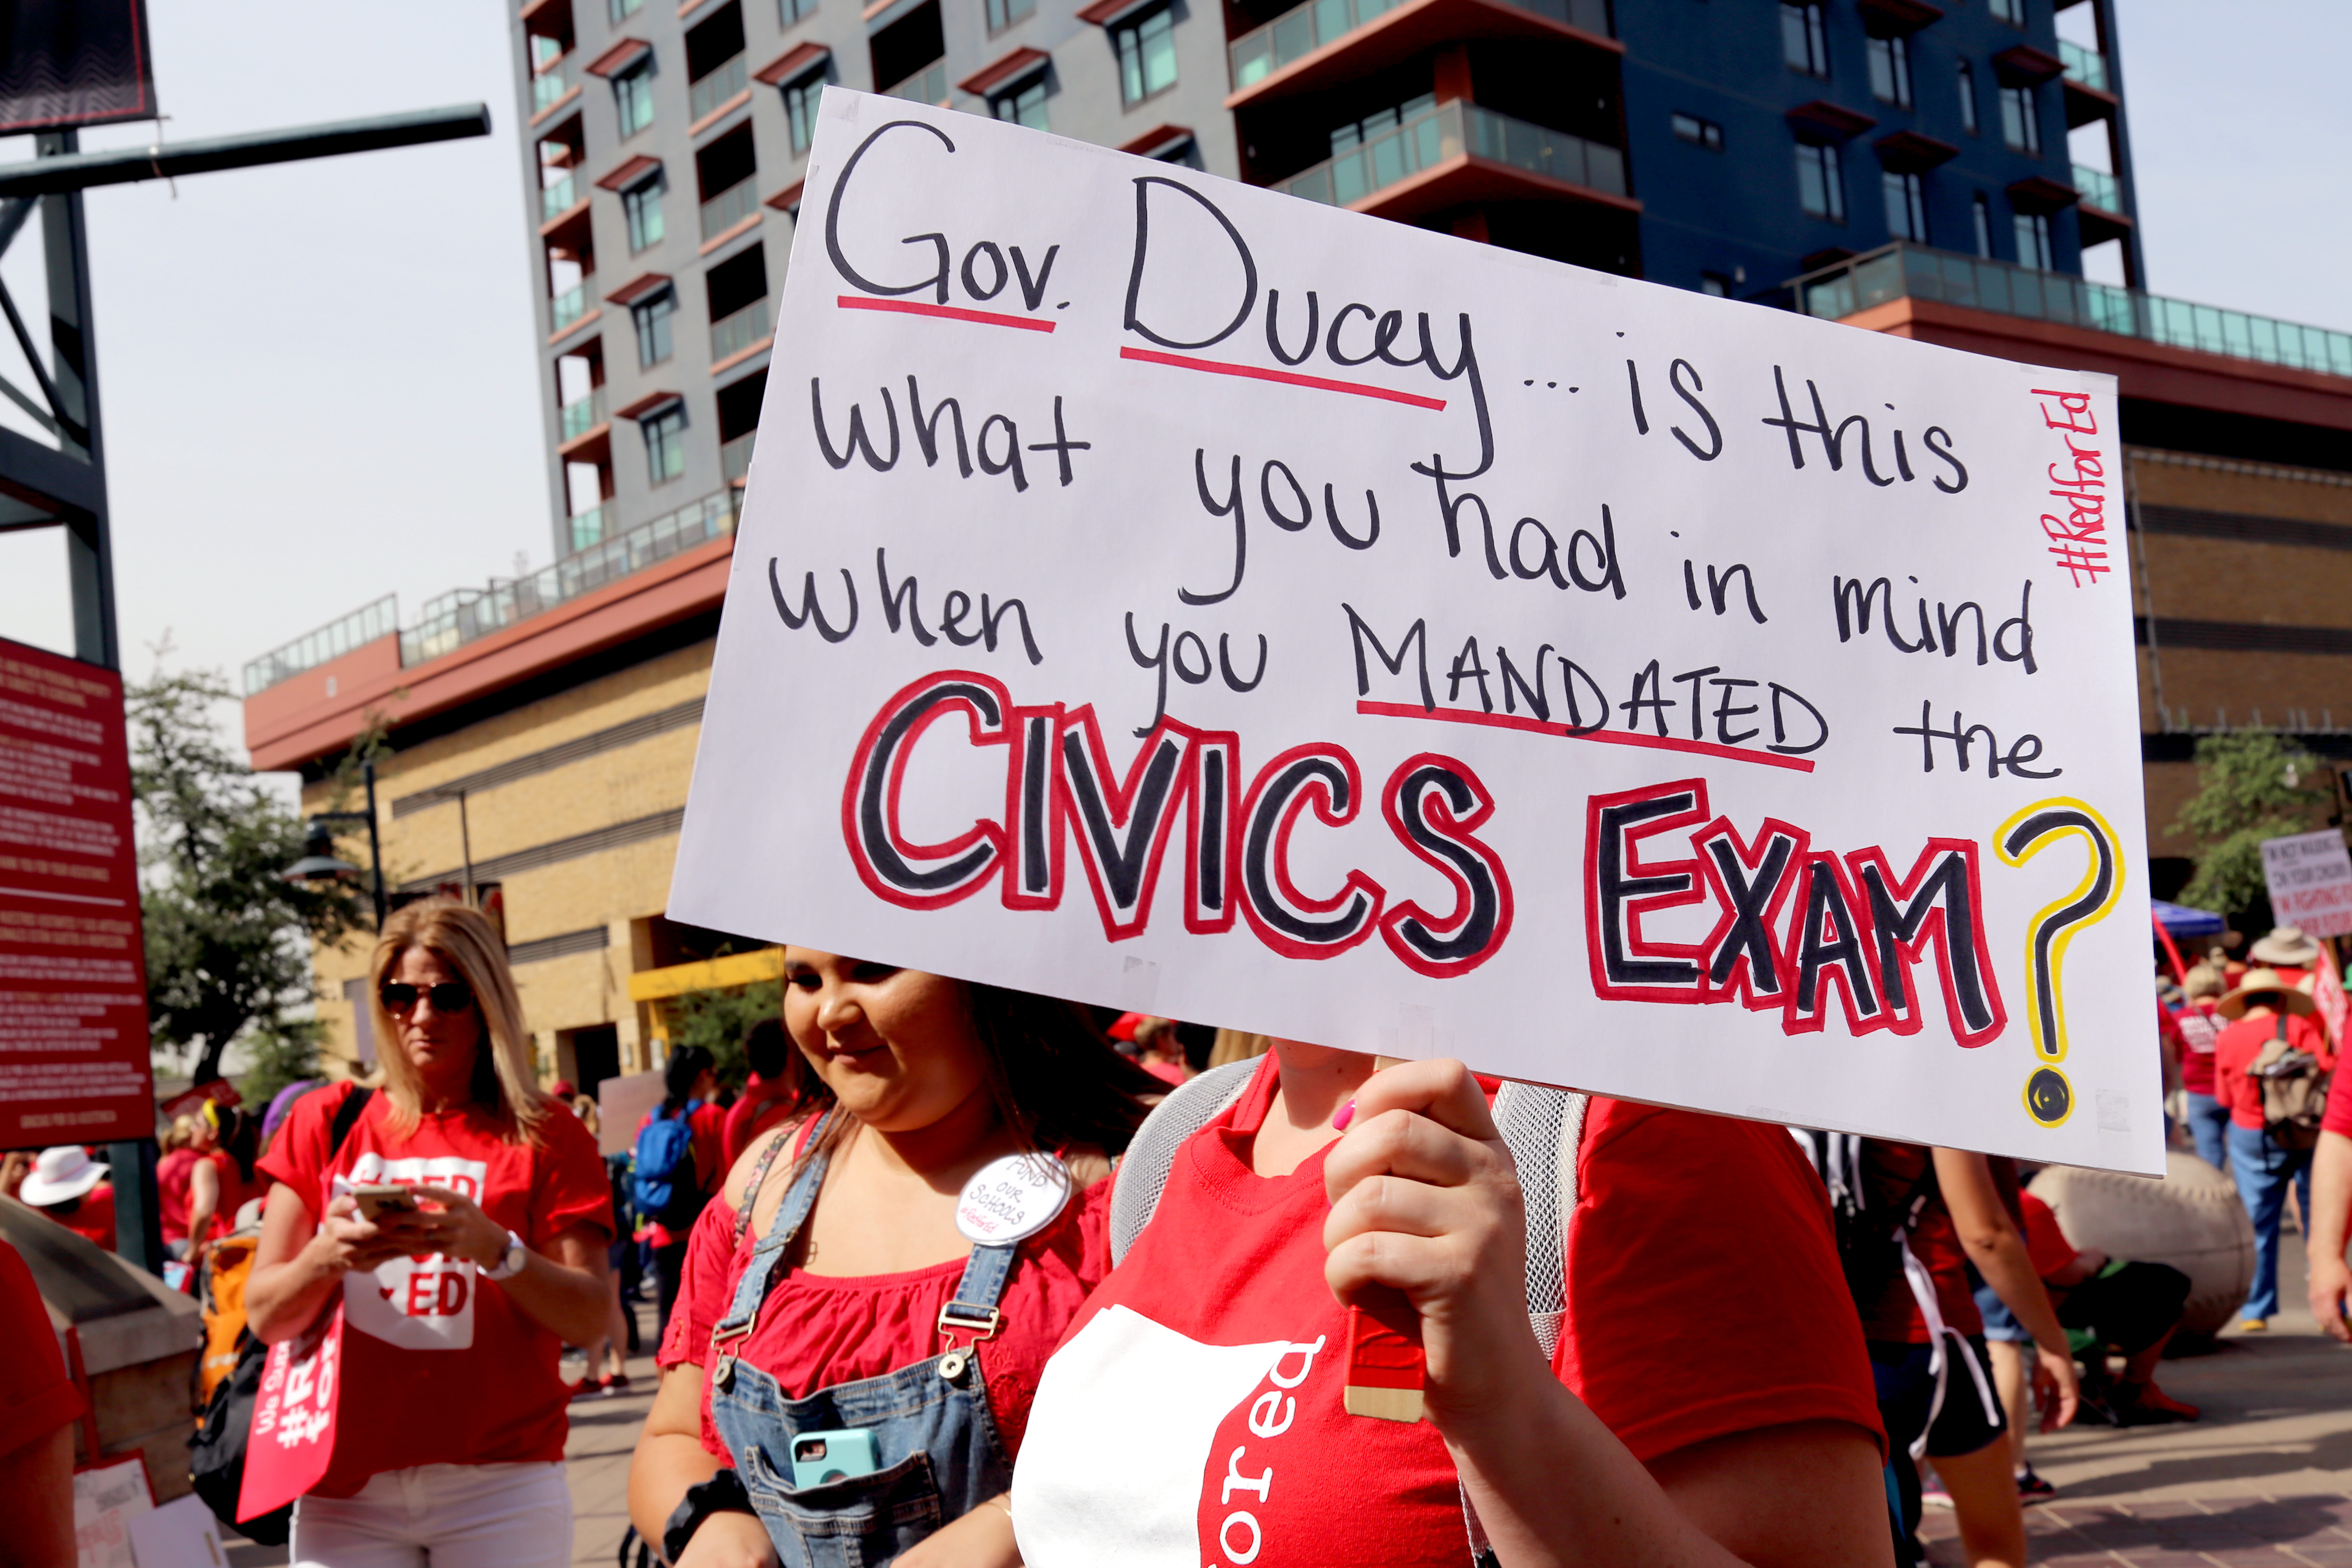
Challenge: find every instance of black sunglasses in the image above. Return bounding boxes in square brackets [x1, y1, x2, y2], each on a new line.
[380, 980, 474, 1014]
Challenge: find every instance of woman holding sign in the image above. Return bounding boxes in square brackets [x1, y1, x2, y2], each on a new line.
[1010, 1045, 1893, 1568]
[628, 950, 1162, 1568]
[243, 900, 615, 1568]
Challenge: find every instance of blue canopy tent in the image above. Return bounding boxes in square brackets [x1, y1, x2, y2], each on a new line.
[2153, 901, 2227, 938]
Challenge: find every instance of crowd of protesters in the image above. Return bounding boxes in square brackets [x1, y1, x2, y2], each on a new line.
[9, 908, 2352, 1568]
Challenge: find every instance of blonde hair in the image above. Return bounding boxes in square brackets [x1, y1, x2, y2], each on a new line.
[163, 1116, 198, 1152]
[1206, 1029, 1274, 1069]
[2183, 964, 2225, 1000]
[368, 900, 550, 1147]
[571, 1094, 601, 1137]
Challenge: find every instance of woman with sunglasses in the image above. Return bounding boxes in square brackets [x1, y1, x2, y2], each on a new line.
[627, 951, 1162, 1568]
[244, 900, 615, 1568]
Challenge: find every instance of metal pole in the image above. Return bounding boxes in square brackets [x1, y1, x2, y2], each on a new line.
[458, 791, 477, 908]
[0, 105, 492, 198]
[365, 759, 386, 930]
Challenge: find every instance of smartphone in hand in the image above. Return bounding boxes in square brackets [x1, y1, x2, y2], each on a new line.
[351, 1183, 418, 1222]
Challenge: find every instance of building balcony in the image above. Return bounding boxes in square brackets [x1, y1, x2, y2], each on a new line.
[700, 177, 759, 243]
[721, 430, 755, 485]
[2071, 163, 2121, 214]
[242, 595, 399, 696]
[557, 388, 607, 444]
[689, 54, 750, 126]
[552, 283, 590, 333]
[1276, 99, 1630, 224]
[1794, 241, 2352, 379]
[1227, 0, 1612, 108]
[393, 489, 740, 668]
[532, 56, 576, 116]
[540, 171, 580, 223]
[883, 60, 950, 106]
[711, 297, 772, 363]
[2058, 38, 2106, 92]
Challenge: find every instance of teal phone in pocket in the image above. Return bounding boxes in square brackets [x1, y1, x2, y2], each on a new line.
[791, 1430, 879, 1488]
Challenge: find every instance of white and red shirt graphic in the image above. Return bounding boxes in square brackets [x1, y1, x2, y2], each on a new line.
[258, 1083, 613, 1496]
[1012, 1054, 1883, 1567]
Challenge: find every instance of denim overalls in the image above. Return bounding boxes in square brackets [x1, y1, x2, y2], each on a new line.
[707, 1136, 1021, 1568]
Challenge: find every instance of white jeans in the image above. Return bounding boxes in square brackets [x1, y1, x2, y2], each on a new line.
[290, 1462, 571, 1568]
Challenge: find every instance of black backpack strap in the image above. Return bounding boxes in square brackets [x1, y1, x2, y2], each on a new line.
[328, 1085, 375, 1156]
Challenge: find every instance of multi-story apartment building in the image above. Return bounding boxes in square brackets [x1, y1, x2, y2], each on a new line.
[239, 0, 2347, 1088]
[514, 0, 2141, 562]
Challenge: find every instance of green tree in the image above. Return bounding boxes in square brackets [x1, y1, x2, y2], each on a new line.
[239, 1015, 326, 1109]
[665, 979, 782, 1088]
[131, 668, 367, 1083]
[2170, 732, 2333, 927]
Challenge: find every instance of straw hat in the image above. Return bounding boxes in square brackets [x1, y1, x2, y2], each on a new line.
[19, 1145, 109, 1206]
[2182, 964, 2225, 1000]
[2251, 927, 2323, 968]
[2217, 968, 2317, 1020]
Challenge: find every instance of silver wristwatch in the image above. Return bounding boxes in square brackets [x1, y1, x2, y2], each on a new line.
[483, 1229, 529, 1281]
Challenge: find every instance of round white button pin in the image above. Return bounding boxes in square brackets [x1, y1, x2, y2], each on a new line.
[955, 1153, 1072, 1245]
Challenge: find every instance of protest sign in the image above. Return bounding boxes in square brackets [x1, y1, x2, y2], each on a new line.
[2260, 828, 2352, 940]
[670, 91, 2157, 1172]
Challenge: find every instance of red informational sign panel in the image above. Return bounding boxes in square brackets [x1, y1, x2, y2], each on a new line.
[0, 637, 153, 1148]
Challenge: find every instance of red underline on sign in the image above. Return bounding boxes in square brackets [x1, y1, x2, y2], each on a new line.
[1356, 701, 1819, 774]
[1118, 347, 1447, 411]
[837, 296, 1058, 333]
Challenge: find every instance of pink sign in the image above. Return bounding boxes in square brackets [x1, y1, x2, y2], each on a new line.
[238, 1305, 344, 1520]
[2261, 829, 2352, 940]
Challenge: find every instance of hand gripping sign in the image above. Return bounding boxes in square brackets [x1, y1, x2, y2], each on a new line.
[670, 90, 2158, 1174]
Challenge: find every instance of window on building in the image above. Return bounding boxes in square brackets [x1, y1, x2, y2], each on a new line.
[1333, 94, 1435, 154]
[784, 71, 822, 155]
[1990, 0, 2022, 23]
[1781, 3, 1829, 77]
[622, 175, 665, 251]
[632, 288, 676, 366]
[615, 59, 656, 136]
[1972, 191, 1993, 257]
[611, 0, 642, 18]
[1116, 8, 1178, 104]
[992, 77, 1048, 130]
[1867, 34, 1912, 107]
[2013, 208, 2053, 270]
[1882, 169, 1926, 241]
[644, 403, 686, 485]
[780, 0, 815, 25]
[987, 0, 1035, 30]
[1956, 60, 1978, 134]
[1672, 112, 1724, 151]
[1795, 140, 1844, 222]
[1999, 83, 2040, 154]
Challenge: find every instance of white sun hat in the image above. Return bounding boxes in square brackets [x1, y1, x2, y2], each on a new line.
[19, 1145, 109, 1207]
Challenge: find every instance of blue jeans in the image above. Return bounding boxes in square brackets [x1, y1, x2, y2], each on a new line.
[2184, 1090, 2230, 1170]
[2226, 1121, 2313, 1321]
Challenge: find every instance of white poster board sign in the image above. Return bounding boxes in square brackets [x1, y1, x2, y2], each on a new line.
[672, 91, 2157, 1173]
[2261, 828, 2352, 939]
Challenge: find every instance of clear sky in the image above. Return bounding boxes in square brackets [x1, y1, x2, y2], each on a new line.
[0, 0, 2342, 765]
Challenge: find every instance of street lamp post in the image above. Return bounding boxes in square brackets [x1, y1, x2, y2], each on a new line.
[284, 757, 386, 929]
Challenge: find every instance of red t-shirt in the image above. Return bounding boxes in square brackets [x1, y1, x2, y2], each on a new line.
[198, 1151, 269, 1244]
[2322, 1050, 2352, 1138]
[2018, 1193, 2075, 1280]
[659, 1156, 1116, 1464]
[45, 1185, 116, 1251]
[1009, 1054, 1883, 1568]
[0, 1238, 82, 1458]
[2215, 1011, 2333, 1130]
[1140, 1060, 1188, 1087]
[2171, 1002, 2223, 1097]
[720, 1079, 799, 1172]
[157, 1148, 200, 1243]
[257, 1082, 615, 1496]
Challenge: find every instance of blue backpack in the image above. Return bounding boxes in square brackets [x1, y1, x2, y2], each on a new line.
[633, 1102, 705, 1229]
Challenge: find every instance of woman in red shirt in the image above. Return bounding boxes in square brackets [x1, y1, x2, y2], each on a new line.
[244, 900, 615, 1568]
[185, 1103, 265, 1253]
[157, 1116, 201, 1257]
[2213, 968, 2332, 1328]
[2172, 964, 2230, 1170]
[1012, 1043, 1894, 1568]
[626, 950, 1161, 1568]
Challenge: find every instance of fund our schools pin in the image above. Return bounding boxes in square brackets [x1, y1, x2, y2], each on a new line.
[954, 1153, 1072, 1246]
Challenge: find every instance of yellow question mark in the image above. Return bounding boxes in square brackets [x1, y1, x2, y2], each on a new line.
[1995, 797, 2124, 1129]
